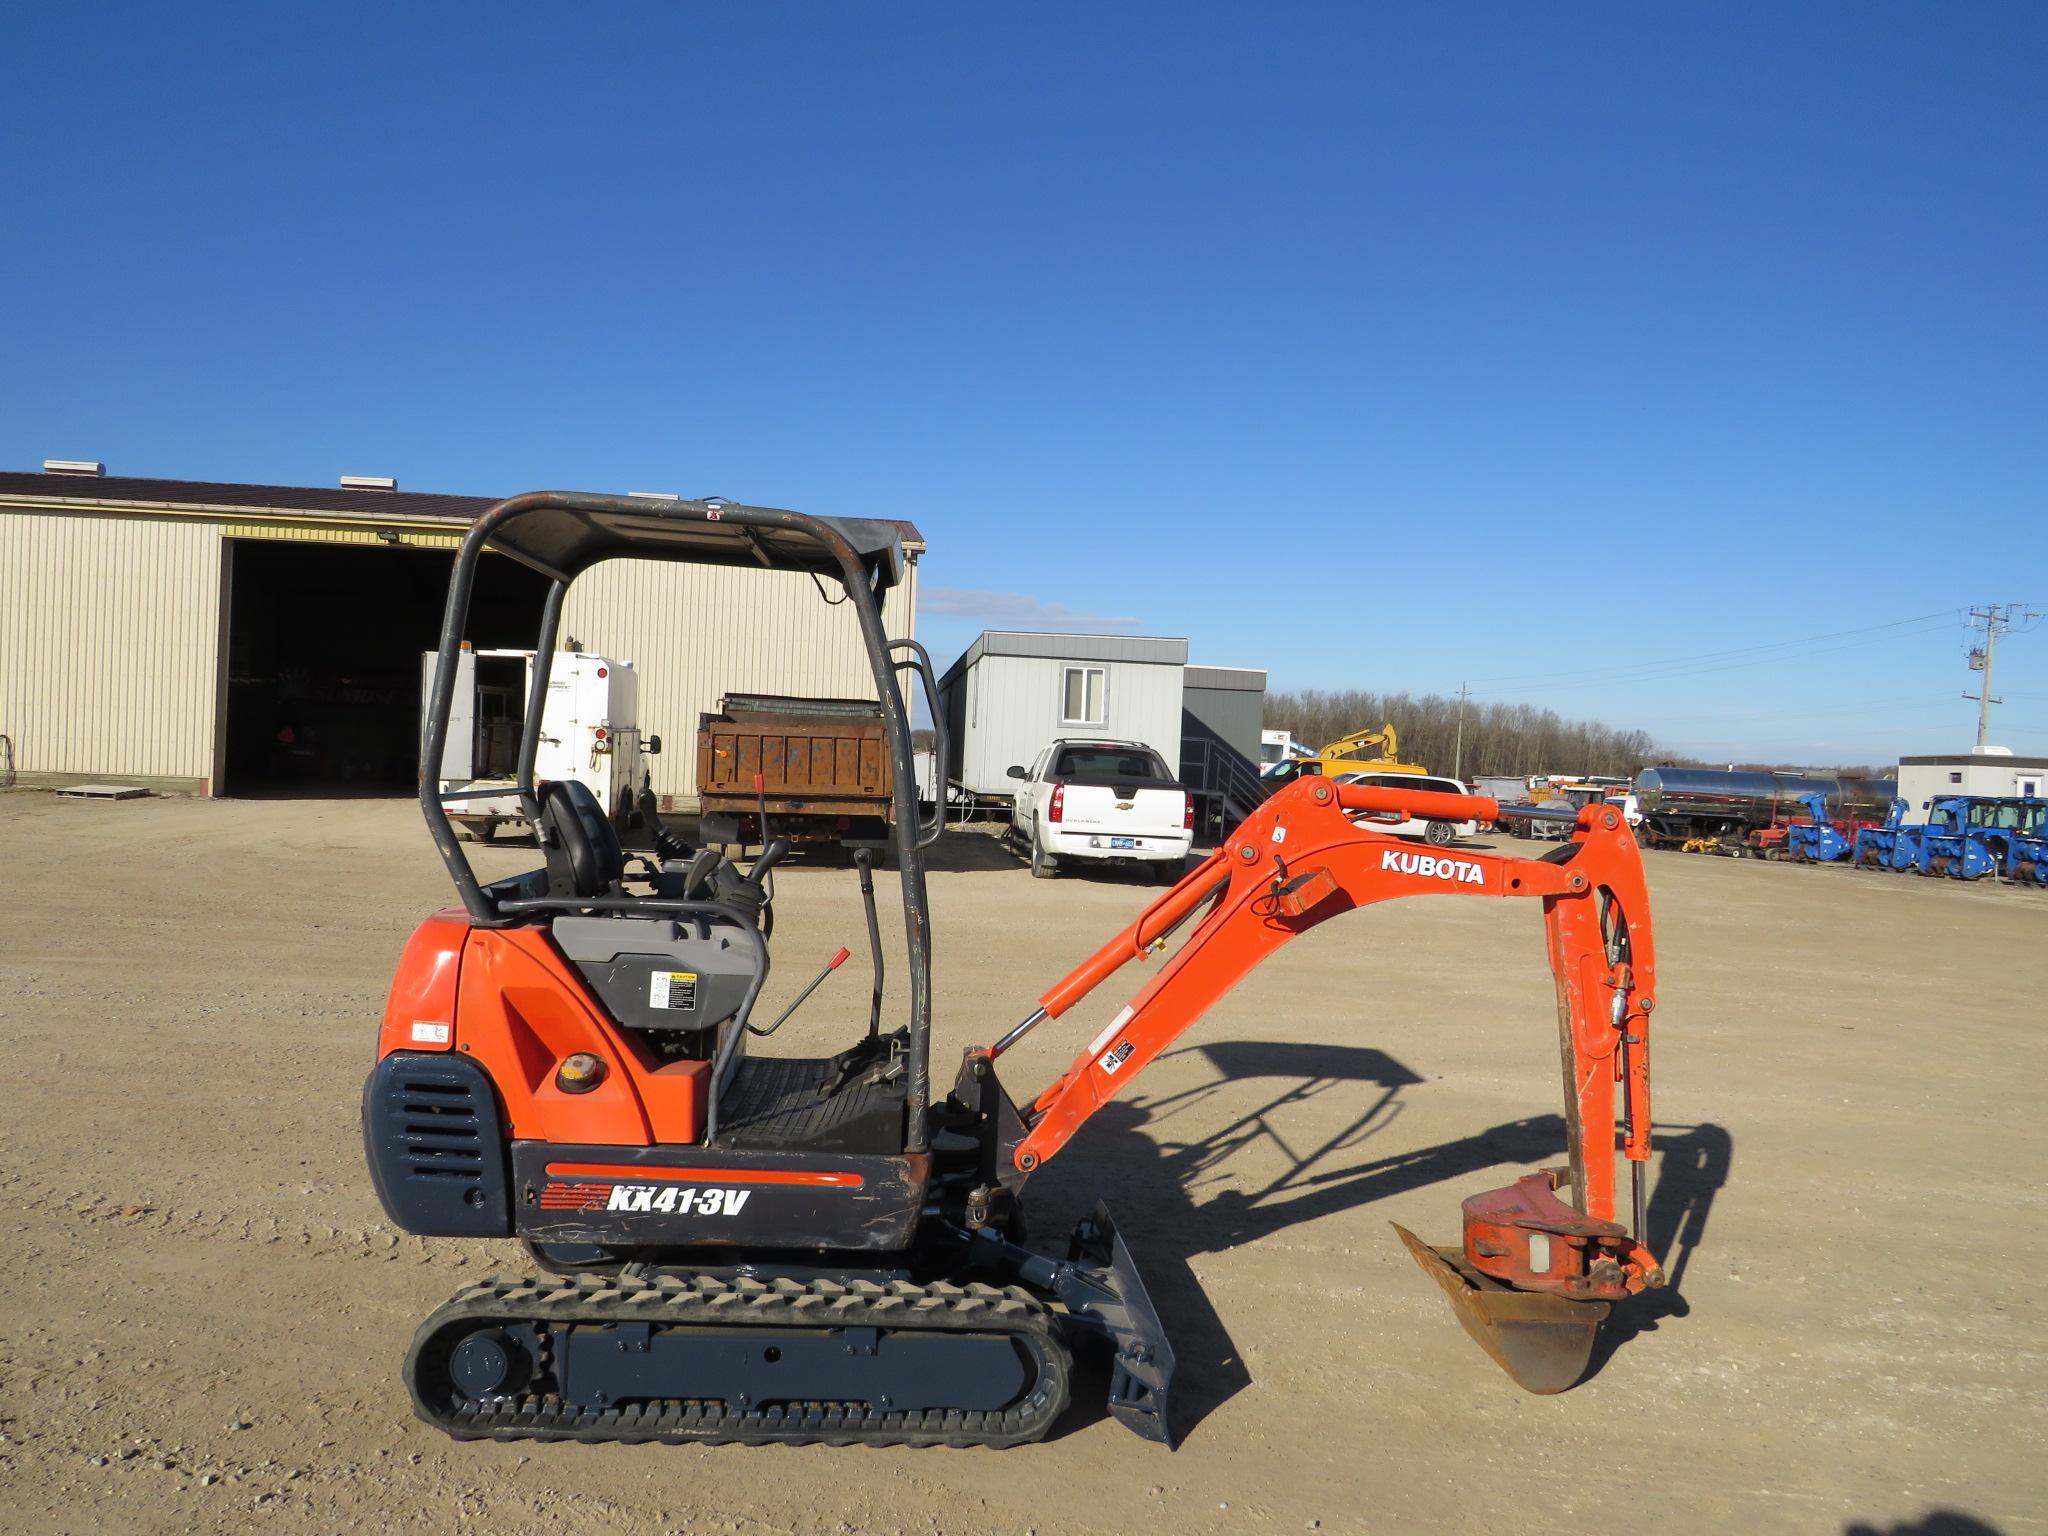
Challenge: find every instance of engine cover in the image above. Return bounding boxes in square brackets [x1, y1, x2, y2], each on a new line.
[551, 915, 762, 1033]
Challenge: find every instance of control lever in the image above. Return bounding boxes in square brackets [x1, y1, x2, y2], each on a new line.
[854, 849, 885, 1039]
[750, 772, 779, 902]
[749, 947, 851, 1037]
[637, 782, 693, 864]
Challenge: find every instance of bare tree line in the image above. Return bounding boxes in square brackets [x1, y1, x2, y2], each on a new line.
[1265, 689, 1661, 780]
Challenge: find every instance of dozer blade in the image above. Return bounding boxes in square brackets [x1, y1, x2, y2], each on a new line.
[1069, 1202, 1178, 1445]
[1391, 1223, 1609, 1395]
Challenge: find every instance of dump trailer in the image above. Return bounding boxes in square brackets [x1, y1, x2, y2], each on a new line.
[1634, 767, 1896, 853]
[697, 694, 893, 848]
[374, 491, 1674, 1454]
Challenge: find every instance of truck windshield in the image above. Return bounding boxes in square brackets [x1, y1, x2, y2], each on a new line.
[1055, 747, 1170, 780]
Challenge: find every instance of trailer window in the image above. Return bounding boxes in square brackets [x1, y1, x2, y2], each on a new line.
[1061, 666, 1106, 726]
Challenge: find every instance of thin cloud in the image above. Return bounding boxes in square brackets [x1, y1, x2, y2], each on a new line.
[919, 585, 1140, 631]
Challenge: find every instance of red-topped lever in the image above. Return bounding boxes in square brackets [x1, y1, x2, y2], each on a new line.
[749, 947, 852, 1038]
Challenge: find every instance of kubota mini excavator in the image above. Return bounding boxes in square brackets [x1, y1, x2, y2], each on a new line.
[366, 492, 1667, 1449]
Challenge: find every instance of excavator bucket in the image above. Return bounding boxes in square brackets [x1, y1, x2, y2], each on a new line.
[1391, 1223, 1610, 1395]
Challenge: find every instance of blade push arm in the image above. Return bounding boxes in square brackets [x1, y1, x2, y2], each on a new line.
[989, 775, 1663, 1300]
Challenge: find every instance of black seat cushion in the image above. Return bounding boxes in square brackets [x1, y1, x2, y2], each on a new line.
[539, 780, 624, 898]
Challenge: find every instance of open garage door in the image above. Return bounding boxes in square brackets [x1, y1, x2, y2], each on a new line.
[221, 540, 545, 795]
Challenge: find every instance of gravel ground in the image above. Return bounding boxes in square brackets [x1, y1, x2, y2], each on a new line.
[0, 792, 2041, 1536]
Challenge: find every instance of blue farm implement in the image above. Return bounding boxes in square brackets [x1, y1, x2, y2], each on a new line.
[1916, 796, 2047, 881]
[1853, 801, 1921, 871]
[1960, 796, 2048, 880]
[1856, 795, 2046, 881]
[1915, 799, 2000, 881]
[1784, 793, 1853, 864]
[2007, 831, 2048, 887]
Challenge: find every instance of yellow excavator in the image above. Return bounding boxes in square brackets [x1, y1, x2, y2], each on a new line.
[1317, 722, 1429, 777]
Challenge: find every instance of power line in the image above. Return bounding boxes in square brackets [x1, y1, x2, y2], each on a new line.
[1466, 616, 1961, 698]
[1963, 603, 2043, 747]
[1467, 609, 1961, 690]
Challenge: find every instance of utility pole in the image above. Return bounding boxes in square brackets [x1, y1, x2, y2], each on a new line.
[1453, 682, 1468, 779]
[1964, 604, 2041, 748]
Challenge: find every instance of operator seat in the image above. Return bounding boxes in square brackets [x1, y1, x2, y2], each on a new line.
[538, 780, 623, 900]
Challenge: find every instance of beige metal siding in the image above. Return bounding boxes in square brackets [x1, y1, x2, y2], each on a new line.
[0, 511, 223, 786]
[220, 522, 463, 549]
[560, 557, 918, 800]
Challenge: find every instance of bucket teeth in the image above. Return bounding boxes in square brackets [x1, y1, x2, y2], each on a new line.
[1391, 1223, 1610, 1395]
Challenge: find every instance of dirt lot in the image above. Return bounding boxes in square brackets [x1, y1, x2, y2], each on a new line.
[0, 793, 2042, 1536]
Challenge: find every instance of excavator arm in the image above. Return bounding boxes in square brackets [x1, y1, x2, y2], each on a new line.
[1317, 721, 1399, 764]
[978, 773, 1666, 1392]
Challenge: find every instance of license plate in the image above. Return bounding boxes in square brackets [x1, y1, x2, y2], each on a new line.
[1110, 837, 1137, 849]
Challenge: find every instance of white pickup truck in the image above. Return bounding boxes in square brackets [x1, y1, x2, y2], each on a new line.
[1007, 738, 1193, 881]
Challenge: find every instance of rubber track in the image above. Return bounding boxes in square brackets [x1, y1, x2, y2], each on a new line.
[405, 1270, 1073, 1449]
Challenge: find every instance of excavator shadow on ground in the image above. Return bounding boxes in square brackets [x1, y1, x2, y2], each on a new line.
[1032, 1040, 1732, 1439]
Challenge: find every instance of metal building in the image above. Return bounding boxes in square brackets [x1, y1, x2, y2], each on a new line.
[1178, 665, 1269, 834]
[937, 631, 1189, 796]
[0, 466, 920, 802]
[1181, 665, 1265, 762]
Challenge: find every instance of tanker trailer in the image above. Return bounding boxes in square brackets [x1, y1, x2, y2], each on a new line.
[1632, 767, 1897, 855]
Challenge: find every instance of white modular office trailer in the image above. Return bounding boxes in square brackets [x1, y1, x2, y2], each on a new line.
[1896, 749, 2048, 815]
[938, 631, 1189, 797]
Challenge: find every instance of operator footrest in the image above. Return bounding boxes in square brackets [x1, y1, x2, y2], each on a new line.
[715, 1053, 905, 1155]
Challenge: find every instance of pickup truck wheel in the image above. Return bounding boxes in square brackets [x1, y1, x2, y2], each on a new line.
[1029, 829, 1058, 879]
[1424, 819, 1455, 848]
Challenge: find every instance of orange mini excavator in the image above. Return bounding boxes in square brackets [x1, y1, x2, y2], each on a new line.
[367, 492, 1667, 1449]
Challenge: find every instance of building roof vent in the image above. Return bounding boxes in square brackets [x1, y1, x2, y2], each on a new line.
[340, 474, 397, 491]
[43, 459, 104, 477]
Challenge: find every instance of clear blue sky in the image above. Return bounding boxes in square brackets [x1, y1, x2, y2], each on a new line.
[4, 4, 2042, 763]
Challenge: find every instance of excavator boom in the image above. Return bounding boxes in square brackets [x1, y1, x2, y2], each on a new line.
[984, 774, 1664, 1390]
[1315, 721, 1429, 776]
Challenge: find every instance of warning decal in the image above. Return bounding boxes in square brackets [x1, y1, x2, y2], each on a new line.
[649, 971, 700, 1010]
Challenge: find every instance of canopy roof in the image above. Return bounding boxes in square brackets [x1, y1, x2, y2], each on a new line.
[475, 492, 909, 589]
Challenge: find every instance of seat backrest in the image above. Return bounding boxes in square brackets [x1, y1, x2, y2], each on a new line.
[539, 780, 624, 898]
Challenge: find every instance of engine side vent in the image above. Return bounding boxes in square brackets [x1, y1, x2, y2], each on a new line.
[362, 1052, 510, 1237]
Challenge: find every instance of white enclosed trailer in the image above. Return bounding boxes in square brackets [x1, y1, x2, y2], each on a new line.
[421, 649, 657, 839]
